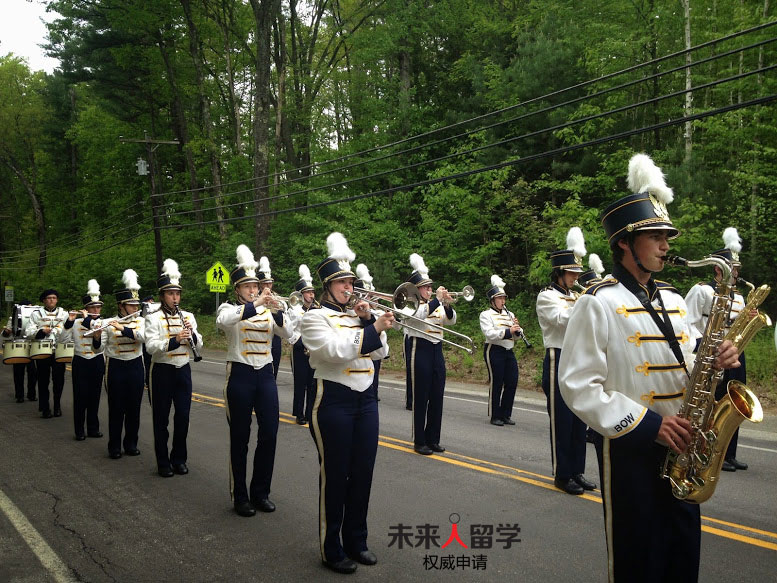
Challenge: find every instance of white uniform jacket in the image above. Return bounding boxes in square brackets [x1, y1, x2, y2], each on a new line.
[101, 314, 146, 361]
[286, 302, 319, 346]
[684, 281, 744, 339]
[559, 277, 700, 444]
[62, 316, 104, 359]
[25, 307, 67, 342]
[536, 283, 576, 349]
[402, 298, 456, 344]
[216, 301, 293, 368]
[145, 308, 202, 368]
[479, 308, 516, 350]
[300, 302, 389, 392]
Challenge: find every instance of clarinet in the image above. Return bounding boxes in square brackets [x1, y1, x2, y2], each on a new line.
[512, 317, 532, 348]
[175, 304, 202, 362]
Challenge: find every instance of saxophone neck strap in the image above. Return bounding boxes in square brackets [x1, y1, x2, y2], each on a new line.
[614, 264, 690, 378]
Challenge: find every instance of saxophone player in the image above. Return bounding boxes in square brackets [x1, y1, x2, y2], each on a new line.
[559, 154, 740, 583]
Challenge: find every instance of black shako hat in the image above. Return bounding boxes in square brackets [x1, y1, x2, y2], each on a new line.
[295, 264, 315, 293]
[486, 274, 507, 301]
[602, 153, 679, 246]
[550, 227, 586, 273]
[115, 269, 141, 304]
[81, 279, 103, 307]
[230, 244, 261, 286]
[710, 227, 742, 266]
[157, 259, 183, 292]
[316, 233, 356, 285]
[406, 253, 433, 287]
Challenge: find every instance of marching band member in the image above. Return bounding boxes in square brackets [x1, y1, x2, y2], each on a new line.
[684, 227, 752, 472]
[145, 259, 203, 478]
[355, 263, 386, 402]
[301, 233, 392, 574]
[2, 299, 37, 403]
[26, 289, 67, 418]
[257, 255, 282, 379]
[102, 270, 146, 459]
[140, 294, 158, 390]
[536, 227, 596, 495]
[576, 253, 606, 290]
[404, 253, 455, 456]
[217, 245, 293, 517]
[559, 154, 739, 583]
[479, 275, 520, 427]
[62, 280, 105, 441]
[288, 264, 318, 425]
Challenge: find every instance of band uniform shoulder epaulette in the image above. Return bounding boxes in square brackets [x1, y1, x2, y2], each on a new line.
[585, 278, 619, 295]
[654, 280, 679, 294]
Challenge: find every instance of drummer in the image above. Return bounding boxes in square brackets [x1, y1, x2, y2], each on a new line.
[2, 299, 37, 403]
[62, 280, 105, 441]
[26, 289, 68, 418]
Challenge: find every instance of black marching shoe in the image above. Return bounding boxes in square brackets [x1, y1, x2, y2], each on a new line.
[554, 477, 584, 495]
[234, 501, 256, 517]
[405, 404, 412, 411]
[41, 410, 53, 419]
[296, 416, 307, 425]
[721, 459, 737, 472]
[490, 418, 505, 426]
[574, 474, 597, 491]
[429, 443, 446, 453]
[172, 463, 188, 475]
[16, 397, 24, 403]
[109, 451, 122, 459]
[414, 445, 433, 455]
[323, 558, 357, 575]
[75, 435, 86, 441]
[27, 395, 37, 401]
[87, 432, 103, 438]
[158, 466, 174, 478]
[502, 417, 516, 426]
[252, 498, 276, 513]
[347, 550, 377, 566]
[124, 448, 141, 456]
[727, 457, 748, 470]
[53, 408, 62, 417]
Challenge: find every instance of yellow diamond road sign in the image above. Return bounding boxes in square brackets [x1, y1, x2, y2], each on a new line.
[206, 261, 230, 293]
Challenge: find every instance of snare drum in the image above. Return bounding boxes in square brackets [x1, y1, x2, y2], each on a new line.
[54, 341, 75, 363]
[3, 339, 31, 364]
[29, 339, 54, 360]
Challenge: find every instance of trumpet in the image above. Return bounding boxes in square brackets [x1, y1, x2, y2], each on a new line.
[346, 283, 476, 354]
[261, 291, 303, 311]
[444, 285, 475, 303]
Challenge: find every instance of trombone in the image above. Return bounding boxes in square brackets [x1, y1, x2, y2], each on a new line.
[347, 283, 476, 354]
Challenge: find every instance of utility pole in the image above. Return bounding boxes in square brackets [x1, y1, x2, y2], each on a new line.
[120, 132, 179, 274]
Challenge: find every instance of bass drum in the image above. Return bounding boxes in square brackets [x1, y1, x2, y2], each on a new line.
[54, 341, 75, 363]
[29, 339, 54, 360]
[3, 340, 31, 365]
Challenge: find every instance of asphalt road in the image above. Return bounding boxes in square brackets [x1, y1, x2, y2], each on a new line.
[1, 348, 776, 582]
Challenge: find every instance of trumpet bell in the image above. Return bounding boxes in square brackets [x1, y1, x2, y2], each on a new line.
[459, 285, 475, 302]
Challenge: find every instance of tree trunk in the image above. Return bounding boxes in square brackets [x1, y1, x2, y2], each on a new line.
[682, 0, 693, 161]
[2, 154, 46, 271]
[249, 0, 281, 255]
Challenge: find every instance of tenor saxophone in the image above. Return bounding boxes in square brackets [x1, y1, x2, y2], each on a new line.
[660, 256, 766, 503]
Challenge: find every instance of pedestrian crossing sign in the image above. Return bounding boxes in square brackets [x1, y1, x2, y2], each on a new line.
[206, 262, 230, 292]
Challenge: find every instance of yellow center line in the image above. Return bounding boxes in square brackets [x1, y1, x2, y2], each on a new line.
[189, 391, 777, 550]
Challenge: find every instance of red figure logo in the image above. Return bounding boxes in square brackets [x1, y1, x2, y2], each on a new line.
[441, 513, 468, 549]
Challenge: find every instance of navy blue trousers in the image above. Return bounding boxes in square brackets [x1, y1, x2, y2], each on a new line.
[484, 344, 518, 421]
[310, 379, 378, 564]
[371, 359, 381, 401]
[35, 356, 65, 414]
[404, 336, 413, 408]
[716, 351, 747, 459]
[13, 361, 37, 400]
[406, 337, 445, 447]
[225, 362, 279, 504]
[71, 355, 104, 438]
[291, 342, 315, 421]
[106, 357, 144, 455]
[542, 348, 586, 479]
[594, 434, 700, 583]
[149, 362, 192, 468]
[271, 335, 281, 379]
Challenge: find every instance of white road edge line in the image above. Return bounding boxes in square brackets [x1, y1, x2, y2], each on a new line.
[0, 488, 77, 583]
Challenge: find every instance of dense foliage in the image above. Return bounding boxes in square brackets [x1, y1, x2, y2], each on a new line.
[2, 0, 775, 391]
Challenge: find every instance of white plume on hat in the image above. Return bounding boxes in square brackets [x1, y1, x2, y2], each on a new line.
[299, 264, 312, 286]
[627, 153, 674, 204]
[589, 254, 605, 278]
[236, 244, 258, 278]
[356, 263, 374, 291]
[566, 227, 587, 260]
[87, 279, 101, 302]
[161, 259, 181, 285]
[258, 256, 271, 279]
[409, 253, 429, 279]
[327, 232, 355, 272]
[722, 227, 742, 253]
[122, 269, 141, 291]
[491, 274, 506, 288]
